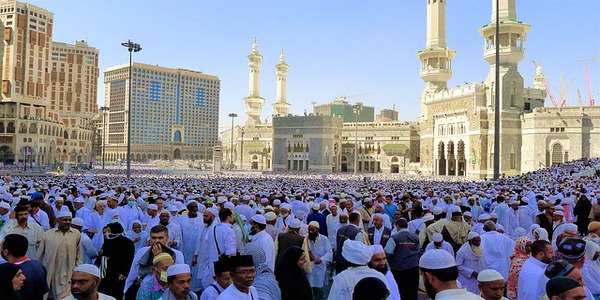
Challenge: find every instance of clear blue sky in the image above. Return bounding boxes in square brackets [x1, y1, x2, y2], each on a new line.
[29, 0, 600, 130]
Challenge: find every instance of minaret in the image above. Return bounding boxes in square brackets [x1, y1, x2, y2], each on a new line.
[479, 0, 530, 110]
[533, 64, 546, 90]
[273, 49, 291, 117]
[244, 37, 265, 125]
[417, 0, 456, 121]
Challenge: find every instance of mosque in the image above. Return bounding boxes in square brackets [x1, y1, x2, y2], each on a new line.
[221, 0, 600, 178]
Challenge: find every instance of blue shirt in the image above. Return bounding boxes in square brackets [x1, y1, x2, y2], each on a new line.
[383, 204, 398, 221]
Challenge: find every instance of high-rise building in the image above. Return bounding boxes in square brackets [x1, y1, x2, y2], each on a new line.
[313, 99, 375, 123]
[377, 107, 399, 121]
[103, 62, 220, 162]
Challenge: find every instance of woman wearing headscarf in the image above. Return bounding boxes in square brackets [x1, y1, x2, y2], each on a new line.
[0, 263, 26, 300]
[244, 242, 281, 300]
[527, 224, 541, 240]
[534, 227, 550, 242]
[86, 200, 110, 251]
[125, 219, 148, 251]
[97, 221, 135, 299]
[275, 246, 313, 300]
[507, 236, 532, 300]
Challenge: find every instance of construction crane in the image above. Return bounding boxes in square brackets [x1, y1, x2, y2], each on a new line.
[336, 92, 374, 102]
[559, 74, 574, 108]
[584, 64, 595, 106]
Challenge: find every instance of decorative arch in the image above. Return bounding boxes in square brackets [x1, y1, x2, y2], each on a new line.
[551, 143, 563, 165]
[173, 130, 182, 143]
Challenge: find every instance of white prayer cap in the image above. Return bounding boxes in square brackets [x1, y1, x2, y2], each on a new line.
[217, 196, 227, 204]
[308, 221, 320, 228]
[419, 249, 456, 270]
[489, 213, 498, 219]
[553, 210, 564, 216]
[289, 219, 302, 229]
[372, 244, 385, 255]
[73, 264, 100, 278]
[265, 212, 277, 221]
[0, 202, 9, 210]
[478, 213, 491, 220]
[255, 207, 265, 215]
[167, 264, 191, 277]
[294, 210, 305, 219]
[242, 195, 252, 201]
[147, 204, 158, 211]
[342, 239, 373, 265]
[261, 198, 269, 204]
[373, 213, 384, 220]
[432, 207, 443, 215]
[555, 206, 564, 212]
[224, 202, 235, 210]
[281, 203, 292, 211]
[251, 214, 266, 225]
[159, 209, 170, 215]
[168, 206, 178, 212]
[521, 197, 529, 204]
[311, 202, 320, 210]
[71, 218, 84, 227]
[432, 232, 443, 243]
[74, 197, 85, 203]
[206, 207, 219, 217]
[463, 211, 472, 217]
[477, 269, 505, 282]
[563, 223, 578, 233]
[423, 213, 434, 222]
[273, 199, 281, 205]
[537, 200, 547, 205]
[56, 211, 72, 219]
[467, 232, 480, 240]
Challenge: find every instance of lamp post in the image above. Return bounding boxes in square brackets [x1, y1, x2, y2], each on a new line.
[100, 106, 110, 170]
[228, 113, 237, 169]
[493, 0, 501, 180]
[203, 123, 209, 168]
[121, 39, 142, 180]
[240, 127, 245, 170]
[353, 104, 363, 174]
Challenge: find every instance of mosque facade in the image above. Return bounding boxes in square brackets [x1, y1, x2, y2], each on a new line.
[224, 0, 600, 178]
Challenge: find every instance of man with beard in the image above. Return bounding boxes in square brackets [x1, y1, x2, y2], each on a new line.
[306, 221, 332, 300]
[502, 201, 521, 238]
[162, 264, 197, 300]
[419, 249, 482, 299]
[328, 240, 390, 300]
[368, 213, 391, 247]
[275, 204, 294, 232]
[369, 245, 400, 300]
[358, 198, 375, 231]
[535, 202, 554, 238]
[40, 211, 82, 299]
[158, 209, 182, 249]
[456, 232, 485, 294]
[2, 204, 44, 260]
[477, 269, 508, 300]
[517, 240, 555, 300]
[63, 264, 116, 300]
[178, 201, 204, 291]
[194, 208, 235, 290]
[249, 214, 275, 271]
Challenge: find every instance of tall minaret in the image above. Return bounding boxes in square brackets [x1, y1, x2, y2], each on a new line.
[273, 49, 291, 117]
[244, 37, 265, 125]
[417, 0, 456, 121]
[533, 64, 546, 90]
[479, 0, 530, 110]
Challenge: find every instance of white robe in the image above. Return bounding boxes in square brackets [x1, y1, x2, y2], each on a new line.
[425, 241, 455, 257]
[455, 243, 484, 294]
[328, 266, 392, 300]
[195, 222, 237, 289]
[251, 230, 275, 271]
[384, 270, 401, 300]
[581, 259, 600, 296]
[178, 214, 205, 291]
[480, 231, 515, 281]
[307, 234, 332, 288]
[517, 256, 548, 300]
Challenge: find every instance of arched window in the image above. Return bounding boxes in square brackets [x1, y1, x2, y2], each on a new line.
[173, 130, 182, 143]
[551, 143, 563, 165]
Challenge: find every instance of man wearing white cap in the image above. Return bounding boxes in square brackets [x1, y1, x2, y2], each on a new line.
[369, 244, 400, 300]
[328, 239, 390, 300]
[306, 220, 332, 299]
[477, 269, 508, 300]
[161, 264, 197, 300]
[551, 210, 567, 244]
[456, 231, 484, 294]
[249, 214, 275, 271]
[144, 204, 160, 231]
[425, 232, 455, 257]
[40, 210, 82, 299]
[63, 264, 116, 300]
[419, 249, 482, 299]
[263, 211, 279, 240]
[385, 218, 419, 300]
[159, 209, 182, 249]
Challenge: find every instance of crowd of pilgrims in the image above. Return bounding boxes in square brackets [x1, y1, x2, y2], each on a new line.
[0, 158, 598, 300]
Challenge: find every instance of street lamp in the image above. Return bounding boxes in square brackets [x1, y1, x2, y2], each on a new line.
[121, 39, 142, 180]
[240, 127, 245, 170]
[228, 113, 237, 170]
[203, 123, 209, 168]
[493, 0, 501, 180]
[353, 103, 363, 174]
[100, 106, 110, 170]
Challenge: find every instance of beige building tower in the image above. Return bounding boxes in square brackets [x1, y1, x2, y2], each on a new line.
[273, 49, 290, 117]
[417, 0, 456, 122]
[244, 38, 265, 125]
[0, 1, 60, 165]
